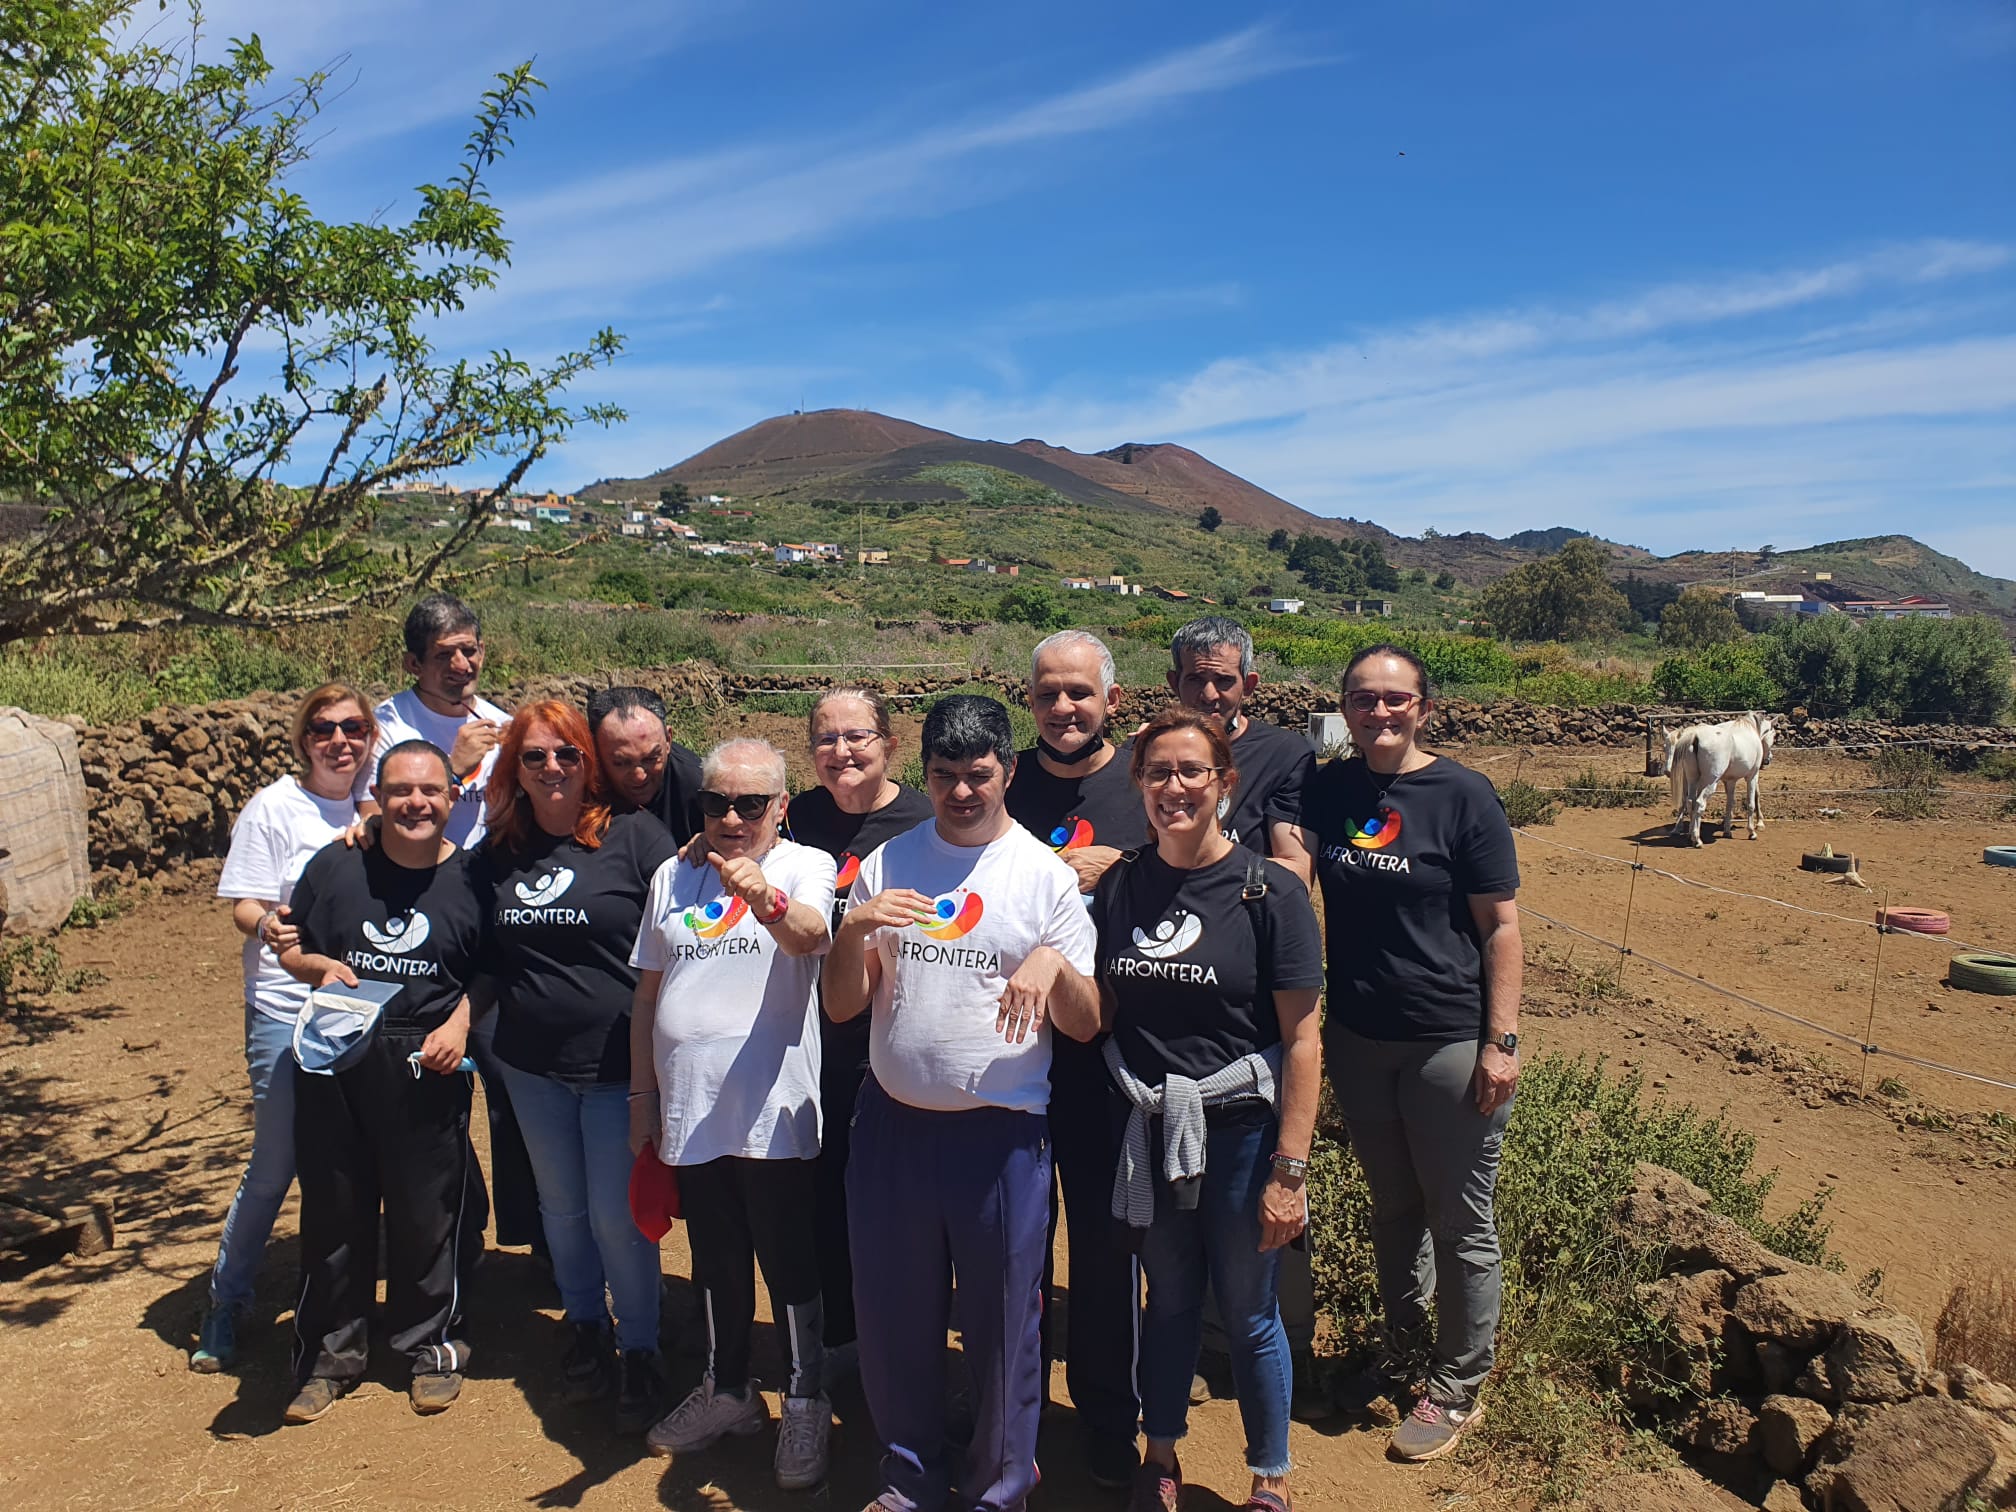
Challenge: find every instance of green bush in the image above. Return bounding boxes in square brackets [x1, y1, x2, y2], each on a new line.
[1765, 613, 2013, 722]
[1870, 746, 1944, 819]
[1310, 1056, 1833, 1498]
[1251, 621, 1518, 688]
[589, 566, 656, 604]
[996, 585, 1070, 631]
[1761, 615, 1860, 715]
[1559, 766, 1665, 810]
[1497, 778, 1560, 826]
[1652, 639, 1783, 709]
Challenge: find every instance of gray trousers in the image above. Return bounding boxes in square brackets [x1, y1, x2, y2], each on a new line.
[1327, 1028, 1511, 1406]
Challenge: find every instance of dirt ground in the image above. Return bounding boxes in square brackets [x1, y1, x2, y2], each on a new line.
[3, 740, 2011, 1511]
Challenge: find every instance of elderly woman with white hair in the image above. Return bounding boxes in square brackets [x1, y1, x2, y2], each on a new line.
[627, 737, 839, 1491]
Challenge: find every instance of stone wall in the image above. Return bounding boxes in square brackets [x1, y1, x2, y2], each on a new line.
[72, 668, 2014, 881]
[1623, 1163, 2016, 1511]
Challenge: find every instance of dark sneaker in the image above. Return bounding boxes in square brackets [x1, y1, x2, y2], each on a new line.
[410, 1371, 463, 1415]
[283, 1377, 345, 1424]
[1289, 1349, 1335, 1422]
[1129, 1455, 1180, 1512]
[1087, 1434, 1141, 1491]
[1390, 1392, 1485, 1462]
[189, 1307, 237, 1373]
[614, 1349, 666, 1435]
[561, 1318, 614, 1404]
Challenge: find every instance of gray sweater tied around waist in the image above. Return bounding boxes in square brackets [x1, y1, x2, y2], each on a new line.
[1103, 1037, 1283, 1230]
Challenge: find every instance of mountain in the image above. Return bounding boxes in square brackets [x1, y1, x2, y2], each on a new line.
[576, 410, 2015, 628]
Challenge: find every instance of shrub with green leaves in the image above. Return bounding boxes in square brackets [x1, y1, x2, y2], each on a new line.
[1559, 766, 1664, 809]
[1309, 1056, 1833, 1497]
[1497, 778, 1560, 826]
[1652, 639, 1783, 709]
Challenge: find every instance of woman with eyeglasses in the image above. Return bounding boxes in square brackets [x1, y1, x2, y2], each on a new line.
[469, 699, 680, 1433]
[628, 738, 839, 1488]
[1299, 644, 1521, 1462]
[193, 684, 376, 1373]
[1091, 708, 1323, 1512]
[774, 688, 928, 1373]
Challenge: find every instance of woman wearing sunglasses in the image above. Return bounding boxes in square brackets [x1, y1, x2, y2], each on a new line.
[1091, 709, 1323, 1512]
[628, 739, 838, 1489]
[777, 688, 929, 1375]
[1299, 645, 1522, 1462]
[471, 699, 680, 1433]
[194, 684, 376, 1372]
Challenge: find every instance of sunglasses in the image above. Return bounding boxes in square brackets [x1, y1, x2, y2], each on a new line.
[308, 717, 370, 740]
[519, 745, 584, 771]
[697, 790, 777, 820]
[1344, 691, 1422, 715]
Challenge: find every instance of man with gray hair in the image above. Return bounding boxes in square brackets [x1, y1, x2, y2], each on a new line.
[1004, 628, 1148, 1488]
[587, 685, 705, 846]
[1166, 616, 1314, 886]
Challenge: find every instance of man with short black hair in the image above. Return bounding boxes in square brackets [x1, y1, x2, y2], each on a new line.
[1004, 629, 1146, 1488]
[824, 695, 1100, 1512]
[279, 740, 487, 1423]
[586, 685, 705, 846]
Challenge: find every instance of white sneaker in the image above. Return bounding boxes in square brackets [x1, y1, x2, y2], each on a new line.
[773, 1392, 832, 1491]
[645, 1377, 769, 1458]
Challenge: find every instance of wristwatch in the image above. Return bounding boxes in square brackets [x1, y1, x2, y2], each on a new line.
[1488, 1031, 1518, 1055]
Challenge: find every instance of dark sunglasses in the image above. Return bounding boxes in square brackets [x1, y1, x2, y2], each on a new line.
[697, 790, 776, 820]
[519, 745, 584, 771]
[307, 717, 370, 740]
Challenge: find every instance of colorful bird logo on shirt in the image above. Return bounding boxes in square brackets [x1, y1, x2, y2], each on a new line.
[1345, 804, 1404, 850]
[835, 852, 862, 890]
[1048, 816, 1095, 851]
[918, 890, 985, 939]
[682, 896, 749, 938]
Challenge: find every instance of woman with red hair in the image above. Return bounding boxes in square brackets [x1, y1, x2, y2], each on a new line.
[472, 700, 680, 1432]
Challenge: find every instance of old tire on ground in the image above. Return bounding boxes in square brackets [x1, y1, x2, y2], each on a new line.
[1948, 953, 2016, 996]
[1985, 846, 2016, 868]
[1878, 906, 1950, 936]
[1801, 850, 1856, 873]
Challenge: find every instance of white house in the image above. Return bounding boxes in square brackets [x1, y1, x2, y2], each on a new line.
[1061, 576, 1097, 591]
[620, 521, 646, 537]
[1268, 597, 1305, 615]
[532, 505, 571, 525]
[775, 544, 814, 564]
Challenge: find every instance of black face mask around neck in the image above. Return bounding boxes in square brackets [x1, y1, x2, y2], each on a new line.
[1036, 734, 1105, 766]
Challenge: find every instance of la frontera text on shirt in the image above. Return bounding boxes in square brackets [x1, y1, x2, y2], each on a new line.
[1321, 840, 1412, 874]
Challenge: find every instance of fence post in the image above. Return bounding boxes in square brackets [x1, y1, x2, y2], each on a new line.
[1860, 890, 1888, 1098]
[1616, 842, 1643, 989]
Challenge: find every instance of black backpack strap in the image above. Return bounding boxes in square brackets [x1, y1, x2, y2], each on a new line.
[1241, 855, 1273, 999]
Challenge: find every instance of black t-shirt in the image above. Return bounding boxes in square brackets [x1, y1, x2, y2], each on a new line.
[1303, 755, 1521, 1043]
[288, 843, 486, 1031]
[1219, 716, 1316, 857]
[786, 781, 933, 1076]
[1004, 743, 1151, 861]
[471, 810, 679, 1084]
[620, 742, 705, 847]
[1092, 846, 1323, 1110]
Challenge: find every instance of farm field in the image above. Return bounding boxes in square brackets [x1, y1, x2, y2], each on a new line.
[0, 739, 2010, 1509]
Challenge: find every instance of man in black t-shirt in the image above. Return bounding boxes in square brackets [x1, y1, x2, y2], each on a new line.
[588, 686, 705, 846]
[1004, 629, 1149, 1489]
[278, 741, 488, 1425]
[1166, 616, 1315, 887]
[1166, 615, 1324, 1414]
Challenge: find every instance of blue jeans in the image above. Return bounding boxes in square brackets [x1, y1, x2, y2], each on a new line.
[1138, 1114, 1292, 1478]
[500, 1065, 662, 1352]
[209, 1004, 297, 1311]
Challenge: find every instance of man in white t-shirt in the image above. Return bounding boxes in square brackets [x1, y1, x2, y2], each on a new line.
[354, 593, 539, 1257]
[823, 696, 1099, 1512]
[352, 593, 510, 849]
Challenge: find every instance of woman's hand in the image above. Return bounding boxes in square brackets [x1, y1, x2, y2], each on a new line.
[1258, 1172, 1308, 1252]
[628, 1091, 659, 1155]
[709, 852, 775, 913]
[1474, 1042, 1519, 1116]
[340, 814, 381, 851]
[313, 961, 360, 989]
[843, 888, 935, 935]
[259, 905, 299, 955]
[678, 830, 710, 868]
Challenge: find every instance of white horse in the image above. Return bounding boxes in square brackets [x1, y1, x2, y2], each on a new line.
[1665, 713, 1775, 846]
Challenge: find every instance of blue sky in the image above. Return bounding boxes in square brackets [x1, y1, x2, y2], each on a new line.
[198, 0, 2016, 574]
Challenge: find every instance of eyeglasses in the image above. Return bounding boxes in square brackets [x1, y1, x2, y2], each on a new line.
[307, 717, 370, 740]
[697, 790, 776, 820]
[1140, 762, 1225, 788]
[814, 729, 883, 751]
[519, 745, 584, 770]
[1344, 691, 1422, 715]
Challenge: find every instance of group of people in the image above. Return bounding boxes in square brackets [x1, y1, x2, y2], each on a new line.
[196, 594, 1525, 1512]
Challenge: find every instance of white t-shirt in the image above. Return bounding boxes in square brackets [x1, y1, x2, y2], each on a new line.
[630, 839, 838, 1165]
[352, 687, 509, 848]
[849, 820, 1095, 1115]
[216, 775, 358, 1021]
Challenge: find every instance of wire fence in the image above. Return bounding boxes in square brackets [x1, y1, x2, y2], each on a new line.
[1510, 829, 2016, 1100]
